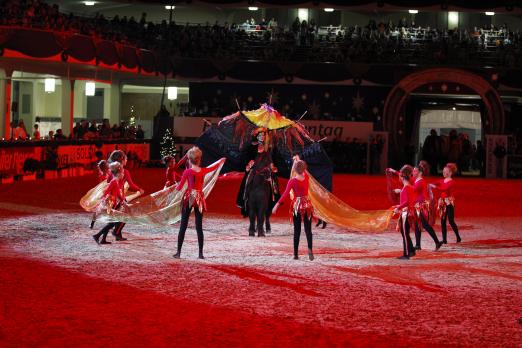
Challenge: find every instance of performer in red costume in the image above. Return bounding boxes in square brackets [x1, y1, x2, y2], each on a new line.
[93, 162, 126, 245]
[272, 156, 314, 261]
[393, 165, 416, 260]
[412, 161, 443, 251]
[173, 147, 226, 259]
[430, 163, 461, 244]
[90, 160, 111, 229]
[163, 155, 181, 188]
[107, 150, 144, 241]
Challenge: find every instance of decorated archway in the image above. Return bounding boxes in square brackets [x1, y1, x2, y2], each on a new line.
[383, 68, 505, 163]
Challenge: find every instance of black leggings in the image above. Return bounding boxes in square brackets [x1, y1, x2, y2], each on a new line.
[441, 204, 460, 242]
[293, 213, 313, 257]
[94, 222, 118, 242]
[177, 204, 204, 254]
[399, 216, 415, 257]
[414, 213, 440, 247]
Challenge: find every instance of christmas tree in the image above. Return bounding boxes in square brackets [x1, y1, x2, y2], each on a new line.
[160, 128, 176, 158]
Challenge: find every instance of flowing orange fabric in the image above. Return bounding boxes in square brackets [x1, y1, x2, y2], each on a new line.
[93, 159, 225, 227]
[307, 172, 393, 232]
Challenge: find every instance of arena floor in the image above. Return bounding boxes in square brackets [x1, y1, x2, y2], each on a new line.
[1, 169, 521, 347]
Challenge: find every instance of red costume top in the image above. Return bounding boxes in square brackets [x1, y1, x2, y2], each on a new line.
[104, 177, 125, 205]
[413, 177, 429, 203]
[278, 173, 309, 204]
[433, 179, 454, 198]
[165, 167, 181, 187]
[176, 161, 223, 211]
[107, 169, 142, 192]
[396, 185, 416, 210]
[98, 171, 110, 183]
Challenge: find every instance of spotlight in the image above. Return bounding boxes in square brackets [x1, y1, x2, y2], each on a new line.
[408, 9, 418, 14]
[165, 5, 175, 10]
[84, 1, 95, 5]
[85, 82, 96, 96]
[44, 78, 55, 93]
[485, 11, 495, 16]
[324, 8, 334, 12]
[248, 7, 258, 11]
[167, 87, 178, 100]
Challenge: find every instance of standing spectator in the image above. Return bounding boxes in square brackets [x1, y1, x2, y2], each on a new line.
[422, 129, 442, 175]
[54, 129, 67, 140]
[475, 140, 485, 176]
[493, 139, 507, 178]
[12, 120, 28, 140]
[33, 124, 41, 140]
[136, 125, 145, 139]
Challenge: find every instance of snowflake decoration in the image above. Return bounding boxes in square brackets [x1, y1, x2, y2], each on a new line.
[352, 91, 365, 112]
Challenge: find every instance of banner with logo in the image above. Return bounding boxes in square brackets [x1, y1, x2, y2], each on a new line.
[173, 117, 374, 142]
[0, 142, 150, 175]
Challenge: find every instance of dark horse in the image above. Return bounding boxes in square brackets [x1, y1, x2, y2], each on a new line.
[237, 147, 279, 237]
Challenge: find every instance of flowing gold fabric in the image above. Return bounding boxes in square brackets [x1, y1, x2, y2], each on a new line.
[94, 159, 225, 226]
[307, 172, 393, 232]
[80, 181, 135, 212]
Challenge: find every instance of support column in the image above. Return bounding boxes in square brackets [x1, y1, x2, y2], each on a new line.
[108, 80, 121, 126]
[61, 79, 76, 137]
[0, 69, 13, 139]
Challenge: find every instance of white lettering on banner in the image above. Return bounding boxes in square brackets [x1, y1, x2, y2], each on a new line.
[0, 143, 150, 175]
[173, 117, 374, 141]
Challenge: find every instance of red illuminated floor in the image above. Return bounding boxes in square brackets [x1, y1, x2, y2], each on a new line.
[1, 170, 521, 347]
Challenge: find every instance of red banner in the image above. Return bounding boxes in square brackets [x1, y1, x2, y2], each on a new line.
[0, 143, 150, 175]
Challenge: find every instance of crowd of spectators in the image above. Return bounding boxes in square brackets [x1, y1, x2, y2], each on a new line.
[421, 129, 485, 175]
[6, 119, 145, 142]
[2, 0, 522, 66]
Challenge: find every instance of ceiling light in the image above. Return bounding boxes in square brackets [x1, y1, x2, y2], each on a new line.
[408, 9, 418, 14]
[165, 5, 175, 10]
[84, 1, 95, 5]
[324, 8, 334, 12]
[248, 7, 258, 11]
[44, 78, 55, 93]
[85, 82, 96, 96]
[485, 11, 495, 16]
[167, 86, 178, 100]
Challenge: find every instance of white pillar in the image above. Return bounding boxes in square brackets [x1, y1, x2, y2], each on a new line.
[61, 79, 72, 136]
[108, 81, 121, 125]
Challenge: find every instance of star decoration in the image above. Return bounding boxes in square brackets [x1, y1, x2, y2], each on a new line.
[352, 91, 365, 112]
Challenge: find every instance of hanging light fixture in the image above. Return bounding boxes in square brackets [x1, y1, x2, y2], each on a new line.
[167, 86, 178, 100]
[85, 81, 96, 96]
[44, 78, 55, 93]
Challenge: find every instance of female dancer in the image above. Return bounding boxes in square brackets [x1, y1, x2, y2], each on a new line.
[173, 147, 226, 259]
[107, 150, 144, 241]
[163, 155, 181, 188]
[93, 162, 126, 245]
[393, 165, 416, 260]
[272, 156, 314, 261]
[90, 160, 111, 229]
[413, 161, 443, 251]
[430, 163, 461, 244]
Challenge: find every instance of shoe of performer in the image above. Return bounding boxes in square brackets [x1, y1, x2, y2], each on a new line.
[115, 236, 127, 241]
[293, 255, 299, 260]
[93, 234, 100, 244]
[90, 220, 95, 229]
[397, 255, 410, 260]
[414, 245, 421, 251]
[435, 242, 443, 251]
[321, 222, 327, 229]
[173, 252, 181, 259]
[198, 252, 205, 260]
[409, 250, 416, 257]
[266, 229, 271, 234]
[456, 237, 462, 243]
[99, 240, 111, 245]
[315, 220, 321, 227]
[442, 240, 448, 244]
[308, 249, 314, 261]
[248, 230, 255, 237]
[258, 230, 266, 237]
